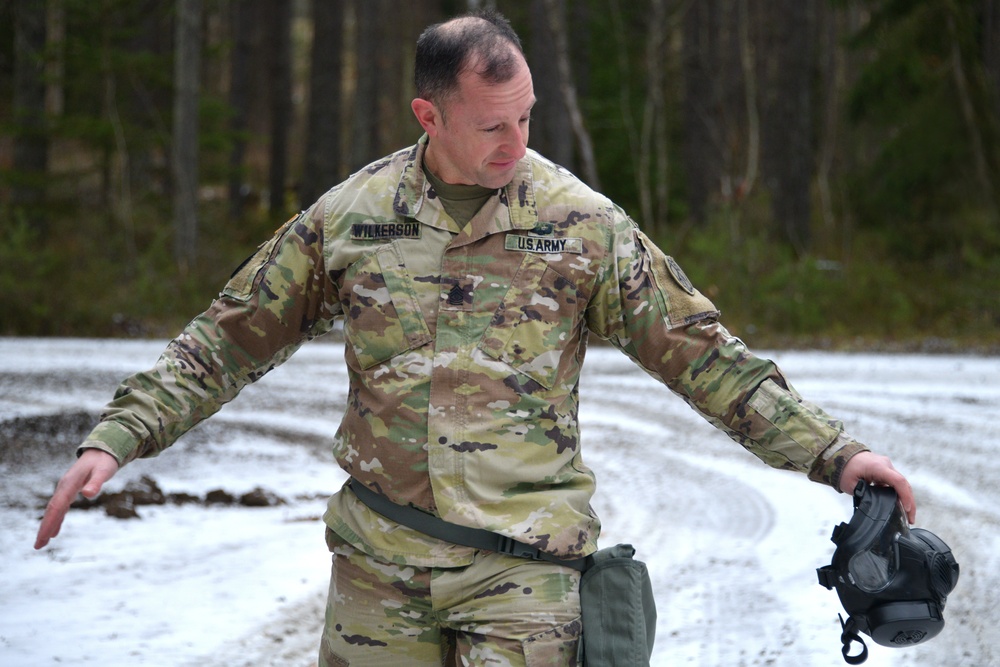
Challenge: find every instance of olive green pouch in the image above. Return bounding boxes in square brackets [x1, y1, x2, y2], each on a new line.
[579, 544, 657, 666]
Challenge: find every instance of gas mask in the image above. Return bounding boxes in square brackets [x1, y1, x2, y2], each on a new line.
[817, 481, 959, 664]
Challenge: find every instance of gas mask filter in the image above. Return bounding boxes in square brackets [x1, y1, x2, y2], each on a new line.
[817, 481, 959, 664]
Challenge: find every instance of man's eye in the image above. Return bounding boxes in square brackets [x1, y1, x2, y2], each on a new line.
[484, 125, 501, 133]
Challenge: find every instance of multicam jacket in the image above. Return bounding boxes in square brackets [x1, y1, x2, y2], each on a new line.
[82, 136, 868, 567]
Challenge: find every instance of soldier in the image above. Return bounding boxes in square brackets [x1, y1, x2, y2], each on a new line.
[34, 9, 915, 667]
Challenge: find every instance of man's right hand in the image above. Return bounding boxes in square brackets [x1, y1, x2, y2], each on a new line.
[35, 448, 119, 550]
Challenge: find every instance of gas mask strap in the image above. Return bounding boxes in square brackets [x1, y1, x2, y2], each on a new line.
[839, 614, 869, 665]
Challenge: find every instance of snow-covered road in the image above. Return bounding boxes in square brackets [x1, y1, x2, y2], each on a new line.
[1, 337, 996, 666]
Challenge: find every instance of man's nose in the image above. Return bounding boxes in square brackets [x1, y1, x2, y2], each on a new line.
[504, 125, 528, 158]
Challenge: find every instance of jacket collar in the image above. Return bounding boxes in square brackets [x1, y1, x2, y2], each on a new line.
[392, 135, 540, 234]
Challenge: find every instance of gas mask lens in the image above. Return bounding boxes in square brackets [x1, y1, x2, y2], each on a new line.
[847, 501, 909, 592]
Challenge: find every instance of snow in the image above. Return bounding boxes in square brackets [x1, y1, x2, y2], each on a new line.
[1, 337, 997, 666]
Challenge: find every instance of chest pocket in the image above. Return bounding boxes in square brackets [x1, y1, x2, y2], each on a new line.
[478, 253, 583, 390]
[342, 242, 433, 369]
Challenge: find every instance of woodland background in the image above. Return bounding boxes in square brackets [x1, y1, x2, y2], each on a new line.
[2, 0, 999, 350]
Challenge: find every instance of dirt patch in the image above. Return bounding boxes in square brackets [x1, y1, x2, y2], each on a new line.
[60, 474, 325, 520]
[0, 411, 99, 465]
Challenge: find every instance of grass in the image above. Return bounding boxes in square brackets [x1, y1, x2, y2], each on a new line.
[3, 201, 998, 354]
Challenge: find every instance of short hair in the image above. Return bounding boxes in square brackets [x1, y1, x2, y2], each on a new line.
[414, 8, 524, 107]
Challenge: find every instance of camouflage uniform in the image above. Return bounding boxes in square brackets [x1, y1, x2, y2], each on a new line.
[80, 135, 867, 665]
[321, 529, 581, 666]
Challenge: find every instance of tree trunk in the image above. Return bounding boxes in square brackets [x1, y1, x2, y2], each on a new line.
[816, 0, 843, 233]
[737, 0, 759, 204]
[11, 0, 49, 217]
[757, 0, 815, 255]
[982, 0, 1000, 174]
[986, 0, 1000, 111]
[541, 0, 600, 189]
[638, 0, 669, 233]
[228, 0, 254, 219]
[123, 1, 172, 206]
[350, 0, 381, 171]
[948, 11, 999, 216]
[681, 0, 721, 225]
[266, 0, 293, 215]
[529, 0, 574, 169]
[301, 0, 345, 208]
[378, 0, 406, 154]
[45, 0, 65, 118]
[172, 0, 202, 272]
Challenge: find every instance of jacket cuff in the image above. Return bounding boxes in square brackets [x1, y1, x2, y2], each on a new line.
[76, 421, 141, 466]
[807, 434, 869, 491]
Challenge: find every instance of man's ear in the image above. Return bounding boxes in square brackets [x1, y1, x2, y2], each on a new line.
[411, 98, 442, 137]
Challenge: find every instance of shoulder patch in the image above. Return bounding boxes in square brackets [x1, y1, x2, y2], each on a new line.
[665, 256, 696, 295]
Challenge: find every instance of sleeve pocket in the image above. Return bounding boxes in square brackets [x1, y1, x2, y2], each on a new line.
[637, 231, 719, 329]
[221, 217, 299, 302]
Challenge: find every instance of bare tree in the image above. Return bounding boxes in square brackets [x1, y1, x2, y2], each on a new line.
[227, 0, 255, 219]
[350, 0, 380, 171]
[815, 0, 844, 233]
[301, 0, 346, 208]
[637, 0, 671, 233]
[736, 0, 759, 205]
[11, 0, 49, 217]
[986, 0, 1000, 110]
[529, 0, 573, 169]
[377, 0, 409, 153]
[266, 0, 293, 215]
[757, 0, 815, 254]
[987, 0, 1000, 208]
[45, 0, 65, 118]
[172, 0, 202, 272]
[681, 0, 731, 226]
[948, 10, 999, 215]
[541, 0, 600, 188]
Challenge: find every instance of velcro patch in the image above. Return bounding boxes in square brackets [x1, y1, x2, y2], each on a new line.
[350, 222, 422, 240]
[505, 235, 583, 254]
[665, 256, 695, 295]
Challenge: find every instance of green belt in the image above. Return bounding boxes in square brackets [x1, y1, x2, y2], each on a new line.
[348, 478, 591, 572]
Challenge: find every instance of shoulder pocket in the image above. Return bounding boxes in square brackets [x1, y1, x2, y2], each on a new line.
[222, 215, 300, 302]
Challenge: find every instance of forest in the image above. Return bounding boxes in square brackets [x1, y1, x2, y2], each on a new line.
[2, 0, 999, 350]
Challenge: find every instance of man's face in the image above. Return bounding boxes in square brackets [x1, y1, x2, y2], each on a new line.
[416, 55, 535, 189]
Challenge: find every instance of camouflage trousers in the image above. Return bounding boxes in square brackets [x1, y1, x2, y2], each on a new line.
[319, 530, 582, 666]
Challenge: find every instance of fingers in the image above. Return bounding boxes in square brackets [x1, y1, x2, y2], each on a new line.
[867, 457, 917, 524]
[34, 473, 81, 550]
[34, 449, 119, 550]
[888, 470, 917, 525]
[840, 451, 918, 525]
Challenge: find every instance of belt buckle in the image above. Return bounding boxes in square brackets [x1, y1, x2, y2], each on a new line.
[496, 535, 542, 561]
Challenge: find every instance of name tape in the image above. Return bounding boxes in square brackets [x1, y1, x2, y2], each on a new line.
[505, 235, 583, 254]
